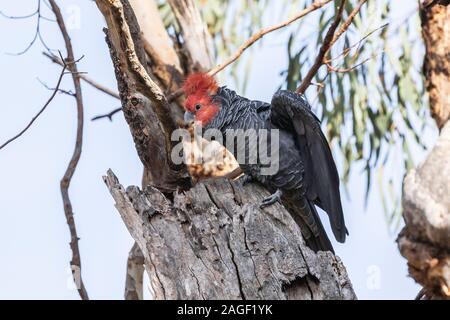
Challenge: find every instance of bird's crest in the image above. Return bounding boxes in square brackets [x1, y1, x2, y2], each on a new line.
[183, 73, 218, 97]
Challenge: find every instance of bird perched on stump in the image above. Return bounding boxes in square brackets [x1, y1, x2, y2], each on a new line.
[182, 73, 348, 253]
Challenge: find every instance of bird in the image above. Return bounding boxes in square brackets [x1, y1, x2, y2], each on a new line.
[182, 73, 348, 253]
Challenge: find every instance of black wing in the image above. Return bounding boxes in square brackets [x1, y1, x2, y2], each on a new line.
[270, 90, 347, 242]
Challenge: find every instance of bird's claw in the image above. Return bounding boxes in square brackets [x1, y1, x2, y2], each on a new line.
[260, 189, 283, 208]
[238, 174, 253, 186]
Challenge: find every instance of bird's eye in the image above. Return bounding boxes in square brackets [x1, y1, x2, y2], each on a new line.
[195, 104, 202, 111]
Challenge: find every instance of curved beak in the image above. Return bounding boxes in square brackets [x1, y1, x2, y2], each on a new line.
[184, 111, 195, 123]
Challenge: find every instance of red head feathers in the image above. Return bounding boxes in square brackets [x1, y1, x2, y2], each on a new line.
[183, 73, 219, 126]
[183, 73, 218, 97]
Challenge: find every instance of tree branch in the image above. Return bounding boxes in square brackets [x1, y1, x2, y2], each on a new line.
[0, 54, 68, 150]
[329, 0, 367, 49]
[4, 0, 54, 56]
[91, 107, 122, 121]
[296, 0, 347, 94]
[49, 0, 89, 300]
[324, 22, 388, 64]
[37, 76, 76, 97]
[208, 0, 333, 77]
[325, 56, 373, 73]
[43, 52, 120, 100]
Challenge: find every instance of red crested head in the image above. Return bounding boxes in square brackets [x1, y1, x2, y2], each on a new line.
[183, 73, 219, 126]
[183, 73, 218, 97]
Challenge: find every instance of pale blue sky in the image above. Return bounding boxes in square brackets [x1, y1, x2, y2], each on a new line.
[0, 0, 434, 299]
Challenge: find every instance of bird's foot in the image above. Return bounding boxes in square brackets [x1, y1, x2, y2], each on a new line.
[238, 174, 254, 186]
[260, 189, 283, 208]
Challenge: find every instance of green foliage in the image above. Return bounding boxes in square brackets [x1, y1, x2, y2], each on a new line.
[281, 1, 432, 228]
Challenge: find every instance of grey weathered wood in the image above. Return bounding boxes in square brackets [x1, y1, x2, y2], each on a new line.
[104, 170, 356, 300]
[397, 2, 450, 300]
[398, 121, 450, 299]
[124, 242, 145, 300]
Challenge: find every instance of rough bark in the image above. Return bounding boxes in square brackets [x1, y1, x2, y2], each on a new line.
[104, 170, 355, 300]
[420, 1, 450, 129]
[96, 0, 190, 192]
[398, 122, 450, 298]
[96, 0, 355, 300]
[397, 1, 450, 299]
[124, 242, 145, 300]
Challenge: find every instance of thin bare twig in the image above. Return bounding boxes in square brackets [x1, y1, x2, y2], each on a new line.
[0, 57, 67, 150]
[37, 77, 76, 97]
[310, 81, 325, 88]
[49, 0, 89, 300]
[207, 0, 332, 77]
[329, 0, 368, 49]
[296, 0, 367, 94]
[91, 107, 122, 121]
[3, 0, 54, 56]
[324, 23, 388, 64]
[43, 52, 120, 100]
[325, 56, 372, 73]
[296, 0, 347, 94]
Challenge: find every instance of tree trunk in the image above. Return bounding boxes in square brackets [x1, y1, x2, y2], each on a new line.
[420, 1, 450, 129]
[397, 1, 450, 299]
[95, 0, 355, 300]
[398, 122, 450, 299]
[104, 170, 355, 300]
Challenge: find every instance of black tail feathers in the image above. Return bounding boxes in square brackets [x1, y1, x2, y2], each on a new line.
[305, 200, 334, 254]
[286, 198, 335, 254]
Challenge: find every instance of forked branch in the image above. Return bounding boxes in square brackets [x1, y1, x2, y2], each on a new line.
[296, 0, 367, 94]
